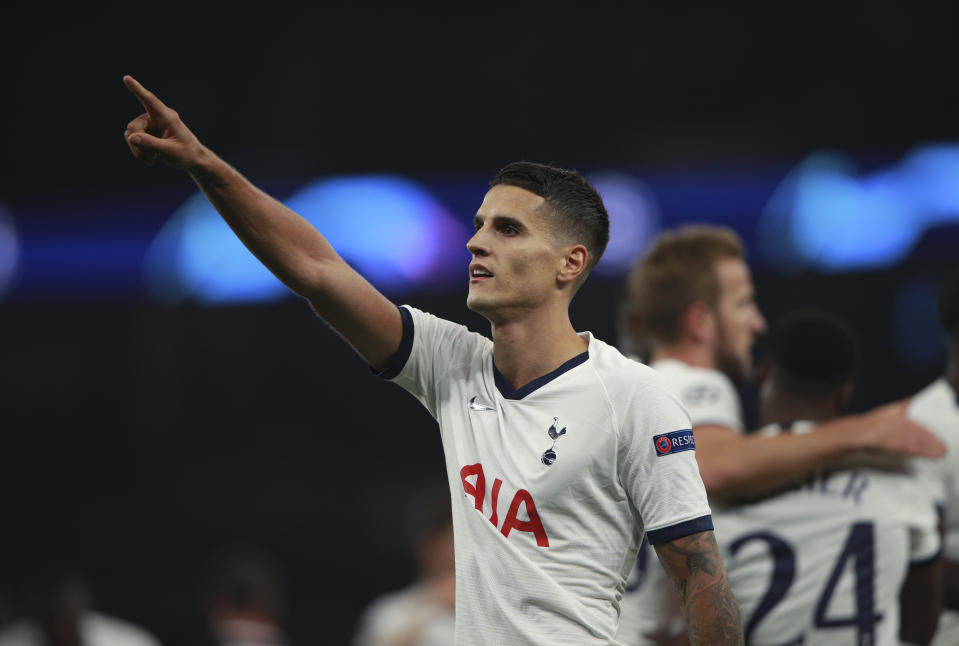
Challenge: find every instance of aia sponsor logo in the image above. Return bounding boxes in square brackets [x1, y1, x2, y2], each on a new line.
[460, 463, 550, 547]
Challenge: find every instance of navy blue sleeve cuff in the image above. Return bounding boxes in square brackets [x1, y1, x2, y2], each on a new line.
[646, 514, 714, 545]
[372, 306, 414, 380]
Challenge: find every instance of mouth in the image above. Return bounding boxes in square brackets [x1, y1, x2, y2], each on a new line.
[469, 264, 493, 283]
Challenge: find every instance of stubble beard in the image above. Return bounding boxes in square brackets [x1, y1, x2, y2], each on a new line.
[714, 324, 751, 386]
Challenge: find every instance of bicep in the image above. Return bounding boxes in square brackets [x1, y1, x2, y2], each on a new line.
[304, 258, 404, 371]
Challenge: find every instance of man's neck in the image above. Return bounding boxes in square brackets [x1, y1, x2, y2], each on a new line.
[651, 343, 717, 371]
[490, 307, 587, 390]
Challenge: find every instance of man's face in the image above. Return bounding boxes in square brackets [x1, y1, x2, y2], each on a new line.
[466, 185, 566, 321]
[713, 257, 766, 383]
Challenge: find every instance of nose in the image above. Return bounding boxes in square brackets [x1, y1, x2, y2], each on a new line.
[753, 307, 767, 333]
[467, 227, 488, 257]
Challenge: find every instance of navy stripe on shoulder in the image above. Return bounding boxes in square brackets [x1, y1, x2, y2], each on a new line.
[372, 306, 414, 380]
[646, 514, 714, 545]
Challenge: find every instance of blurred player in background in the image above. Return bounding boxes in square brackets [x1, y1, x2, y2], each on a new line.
[909, 269, 959, 646]
[713, 309, 941, 645]
[0, 569, 162, 646]
[616, 225, 946, 645]
[352, 491, 455, 646]
[122, 76, 743, 645]
[199, 546, 289, 646]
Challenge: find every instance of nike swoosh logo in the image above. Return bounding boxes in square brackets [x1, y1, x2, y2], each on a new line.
[469, 396, 495, 411]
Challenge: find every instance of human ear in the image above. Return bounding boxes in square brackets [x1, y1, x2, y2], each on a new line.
[558, 244, 588, 285]
[685, 301, 716, 343]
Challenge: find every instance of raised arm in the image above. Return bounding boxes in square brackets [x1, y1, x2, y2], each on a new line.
[654, 530, 743, 646]
[695, 401, 946, 500]
[123, 76, 402, 370]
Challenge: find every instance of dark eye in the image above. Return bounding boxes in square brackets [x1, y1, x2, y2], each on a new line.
[501, 224, 518, 235]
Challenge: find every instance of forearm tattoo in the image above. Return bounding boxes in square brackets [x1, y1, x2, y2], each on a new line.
[655, 530, 744, 646]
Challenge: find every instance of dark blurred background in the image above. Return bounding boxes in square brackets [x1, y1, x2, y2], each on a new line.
[2, 3, 958, 645]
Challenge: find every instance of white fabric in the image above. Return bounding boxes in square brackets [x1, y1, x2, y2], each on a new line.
[907, 378, 959, 646]
[712, 423, 941, 646]
[617, 360, 743, 645]
[649, 359, 744, 432]
[352, 584, 455, 646]
[0, 613, 162, 646]
[388, 307, 712, 646]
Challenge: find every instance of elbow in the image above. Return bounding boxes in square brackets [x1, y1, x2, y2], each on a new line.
[283, 258, 329, 300]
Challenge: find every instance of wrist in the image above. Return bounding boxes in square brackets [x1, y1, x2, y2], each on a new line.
[187, 146, 226, 190]
[814, 413, 872, 451]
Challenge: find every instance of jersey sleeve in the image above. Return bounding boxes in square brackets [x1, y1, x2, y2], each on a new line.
[890, 473, 943, 565]
[678, 371, 744, 432]
[909, 504, 942, 565]
[619, 376, 713, 544]
[375, 305, 483, 419]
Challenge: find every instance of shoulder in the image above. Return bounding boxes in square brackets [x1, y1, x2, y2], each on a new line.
[908, 378, 959, 420]
[0, 621, 42, 646]
[652, 359, 736, 401]
[908, 378, 959, 453]
[402, 305, 489, 350]
[355, 585, 430, 635]
[81, 613, 162, 646]
[589, 337, 679, 401]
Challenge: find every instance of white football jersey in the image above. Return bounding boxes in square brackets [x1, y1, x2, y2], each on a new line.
[352, 584, 455, 646]
[907, 378, 959, 646]
[381, 307, 712, 646]
[650, 359, 745, 433]
[617, 360, 743, 645]
[712, 423, 941, 646]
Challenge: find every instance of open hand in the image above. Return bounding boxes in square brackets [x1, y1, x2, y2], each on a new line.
[123, 75, 203, 171]
[860, 400, 946, 458]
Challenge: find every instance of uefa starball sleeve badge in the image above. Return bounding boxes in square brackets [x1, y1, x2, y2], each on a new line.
[541, 417, 567, 466]
[652, 429, 696, 456]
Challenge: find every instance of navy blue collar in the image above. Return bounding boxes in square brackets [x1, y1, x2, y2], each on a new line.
[493, 351, 589, 400]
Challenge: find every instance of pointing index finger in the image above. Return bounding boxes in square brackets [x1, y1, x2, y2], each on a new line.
[123, 75, 167, 116]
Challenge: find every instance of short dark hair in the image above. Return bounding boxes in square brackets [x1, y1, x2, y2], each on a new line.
[939, 269, 959, 338]
[768, 309, 860, 390]
[490, 161, 609, 275]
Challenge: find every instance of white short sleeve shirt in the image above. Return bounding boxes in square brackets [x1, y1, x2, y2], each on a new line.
[907, 378, 959, 646]
[379, 307, 713, 646]
[712, 423, 940, 646]
[617, 359, 743, 645]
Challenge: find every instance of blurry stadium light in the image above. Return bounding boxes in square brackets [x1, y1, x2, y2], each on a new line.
[0, 205, 19, 298]
[757, 144, 959, 272]
[589, 172, 661, 276]
[145, 175, 470, 304]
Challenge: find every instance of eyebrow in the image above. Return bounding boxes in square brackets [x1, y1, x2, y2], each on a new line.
[473, 213, 528, 232]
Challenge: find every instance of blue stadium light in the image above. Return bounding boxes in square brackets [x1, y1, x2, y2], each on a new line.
[589, 172, 661, 276]
[145, 175, 469, 304]
[0, 205, 19, 298]
[758, 144, 959, 272]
